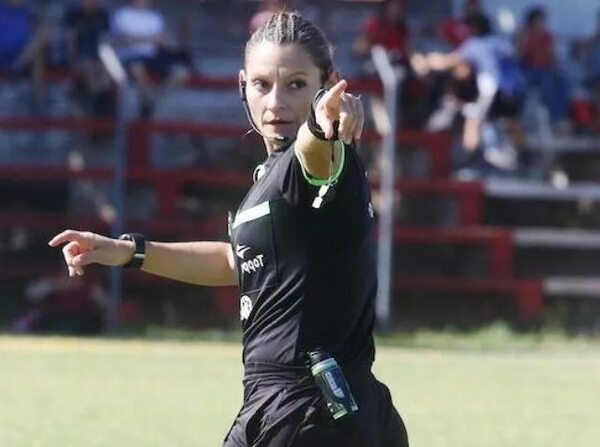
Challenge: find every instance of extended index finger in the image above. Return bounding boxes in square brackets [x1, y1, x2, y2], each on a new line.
[321, 79, 348, 104]
[48, 229, 89, 248]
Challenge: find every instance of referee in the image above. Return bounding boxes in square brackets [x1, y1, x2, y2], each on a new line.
[49, 12, 409, 447]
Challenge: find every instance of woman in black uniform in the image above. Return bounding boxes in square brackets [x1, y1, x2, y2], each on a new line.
[49, 12, 409, 447]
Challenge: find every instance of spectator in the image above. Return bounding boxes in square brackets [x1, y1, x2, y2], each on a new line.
[354, 0, 411, 64]
[590, 81, 600, 134]
[11, 271, 108, 334]
[518, 6, 569, 128]
[354, 0, 431, 126]
[0, 0, 48, 110]
[576, 11, 600, 134]
[111, 0, 191, 118]
[63, 0, 113, 117]
[584, 11, 600, 94]
[564, 40, 593, 133]
[248, 0, 284, 34]
[412, 16, 526, 174]
[440, 0, 488, 49]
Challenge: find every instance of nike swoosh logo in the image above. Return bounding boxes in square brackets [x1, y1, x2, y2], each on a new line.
[236, 245, 251, 259]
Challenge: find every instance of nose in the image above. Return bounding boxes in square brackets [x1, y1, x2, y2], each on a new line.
[265, 84, 286, 112]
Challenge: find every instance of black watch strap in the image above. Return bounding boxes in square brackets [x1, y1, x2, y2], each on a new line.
[118, 233, 146, 270]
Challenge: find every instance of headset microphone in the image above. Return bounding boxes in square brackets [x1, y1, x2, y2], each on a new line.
[239, 80, 291, 143]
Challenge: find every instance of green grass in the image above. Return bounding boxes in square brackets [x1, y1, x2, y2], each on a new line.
[0, 334, 599, 447]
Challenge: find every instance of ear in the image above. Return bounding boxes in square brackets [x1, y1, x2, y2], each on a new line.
[238, 69, 247, 101]
[324, 69, 341, 89]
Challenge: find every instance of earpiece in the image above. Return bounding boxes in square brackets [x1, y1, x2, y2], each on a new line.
[239, 80, 247, 103]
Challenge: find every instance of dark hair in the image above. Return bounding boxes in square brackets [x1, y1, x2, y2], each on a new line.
[378, 0, 408, 32]
[525, 7, 546, 28]
[466, 15, 492, 36]
[245, 12, 333, 84]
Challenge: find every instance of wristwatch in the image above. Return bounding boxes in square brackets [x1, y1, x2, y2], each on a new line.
[118, 233, 146, 269]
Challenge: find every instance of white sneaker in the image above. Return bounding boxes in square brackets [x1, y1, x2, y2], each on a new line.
[484, 143, 518, 171]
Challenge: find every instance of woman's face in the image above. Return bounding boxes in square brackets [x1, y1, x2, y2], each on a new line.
[241, 42, 323, 147]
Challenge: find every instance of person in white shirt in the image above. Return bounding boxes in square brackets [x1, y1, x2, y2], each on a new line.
[412, 16, 525, 174]
[111, 0, 190, 117]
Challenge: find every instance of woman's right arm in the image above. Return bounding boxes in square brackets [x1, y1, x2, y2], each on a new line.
[142, 240, 236, 286]
[48, 230, 236, 287]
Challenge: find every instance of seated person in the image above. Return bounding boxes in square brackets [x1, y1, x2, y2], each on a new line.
[518, 6, 569, 127]
[63, 0, 113, 117]
[111, 0, 191, 117]
[584, 11, 600, 96]
[353, 0, 410, 66]
[354, 0, 431, 126]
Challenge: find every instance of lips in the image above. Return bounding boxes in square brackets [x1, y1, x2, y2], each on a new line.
[265, 119, 292, 125]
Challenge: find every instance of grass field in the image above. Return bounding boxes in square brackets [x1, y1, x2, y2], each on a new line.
[1, 332, 599, 447]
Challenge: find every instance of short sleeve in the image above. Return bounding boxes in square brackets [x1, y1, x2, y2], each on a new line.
[111, 9, 124, 33]
[457, 39, 476, 62]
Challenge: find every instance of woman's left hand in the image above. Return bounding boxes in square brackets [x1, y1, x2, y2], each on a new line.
[314, 80, 365, 145]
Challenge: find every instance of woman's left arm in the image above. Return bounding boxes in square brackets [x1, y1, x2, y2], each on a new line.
[294, 80, 364, 180]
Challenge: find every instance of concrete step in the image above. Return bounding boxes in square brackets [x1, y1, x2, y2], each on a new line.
[514, 228, 600, 278]
[484, 179, 600, 229]
[514, 227, 600, 249]
[523, 135, 600, 182]
[544, 277, 600, 299]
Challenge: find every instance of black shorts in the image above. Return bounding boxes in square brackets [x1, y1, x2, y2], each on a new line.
[223, 368, 409, 447]
[121, 48, 191, 80]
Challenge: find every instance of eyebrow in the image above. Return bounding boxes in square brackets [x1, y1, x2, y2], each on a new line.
[250, 70, 309, 77]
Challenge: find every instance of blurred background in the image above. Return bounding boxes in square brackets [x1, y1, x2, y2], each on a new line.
[2, 0, 600, 337]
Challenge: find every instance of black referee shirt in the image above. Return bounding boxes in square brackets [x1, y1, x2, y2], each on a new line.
[229, 141, 376, 372]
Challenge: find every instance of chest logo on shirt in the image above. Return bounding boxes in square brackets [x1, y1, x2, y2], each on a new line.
[241, 253, 266, 274]
[240, 295, 253, 320]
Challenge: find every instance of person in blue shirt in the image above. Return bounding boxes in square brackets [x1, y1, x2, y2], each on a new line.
[0, 0, 47, 107]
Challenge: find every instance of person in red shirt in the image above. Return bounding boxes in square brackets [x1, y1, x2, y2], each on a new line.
[354, 0, 431, 127]
[354, 0, 410, 64]
[518, 6, 569, 125]
[248, 0, 284, 35]
[440, 0, 487, 49]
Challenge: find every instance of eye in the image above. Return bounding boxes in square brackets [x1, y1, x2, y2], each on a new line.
[289, 80, 307, 90]
[251, 79, 270, 92]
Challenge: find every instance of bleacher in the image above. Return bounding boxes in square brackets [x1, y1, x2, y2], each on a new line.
[2, 0, 600, 331]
